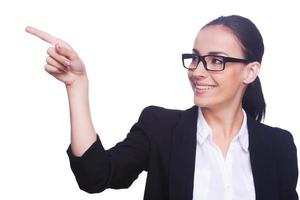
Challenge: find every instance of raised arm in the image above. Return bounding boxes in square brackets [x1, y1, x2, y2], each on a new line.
[26, 26, 96, 156]
[26, 26, 151, 193]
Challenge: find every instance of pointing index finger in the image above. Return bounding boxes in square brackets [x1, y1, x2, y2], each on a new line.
[25, 26, 60, 45]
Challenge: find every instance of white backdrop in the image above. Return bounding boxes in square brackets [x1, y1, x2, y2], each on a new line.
[0, 0, 299, 199]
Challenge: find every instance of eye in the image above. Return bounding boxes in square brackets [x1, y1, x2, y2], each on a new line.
[211, 56, 224, 65]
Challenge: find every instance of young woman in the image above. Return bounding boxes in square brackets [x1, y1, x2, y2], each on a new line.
[26, 15, 298, 200]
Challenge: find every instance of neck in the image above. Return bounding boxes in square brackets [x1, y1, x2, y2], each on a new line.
[201, 103, 244, 139]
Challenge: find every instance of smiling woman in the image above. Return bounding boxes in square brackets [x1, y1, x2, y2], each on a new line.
[26, 15, 298, 200]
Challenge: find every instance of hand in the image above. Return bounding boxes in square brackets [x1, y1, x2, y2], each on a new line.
[26, 26, 87, 86]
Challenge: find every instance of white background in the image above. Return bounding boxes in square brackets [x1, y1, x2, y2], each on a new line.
[0, 0, 299, 199]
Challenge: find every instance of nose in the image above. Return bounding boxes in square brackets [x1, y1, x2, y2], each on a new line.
[192, 61, 209, 77]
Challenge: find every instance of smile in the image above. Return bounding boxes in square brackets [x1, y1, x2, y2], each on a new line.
[195, 85, 216, 90]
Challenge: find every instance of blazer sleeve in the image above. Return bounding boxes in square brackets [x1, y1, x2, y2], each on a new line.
[66, 107, 152, 194]
[278, 129, 299, 200]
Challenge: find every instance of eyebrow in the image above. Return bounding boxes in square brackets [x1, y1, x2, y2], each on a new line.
[192, 48, 200, 54]
[192, 48, 229, 56]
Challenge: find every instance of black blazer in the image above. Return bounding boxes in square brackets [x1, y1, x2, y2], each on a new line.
[67, 105, 298, 200]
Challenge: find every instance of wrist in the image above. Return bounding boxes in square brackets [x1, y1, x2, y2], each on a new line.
[66, 75, 89, 94]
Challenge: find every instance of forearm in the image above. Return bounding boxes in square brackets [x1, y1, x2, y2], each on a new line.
[66, 76, 97, 157]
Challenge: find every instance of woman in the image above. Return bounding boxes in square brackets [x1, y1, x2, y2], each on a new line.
[26, 15, 298, 200]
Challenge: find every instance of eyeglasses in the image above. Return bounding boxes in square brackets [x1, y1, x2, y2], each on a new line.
[182, 53, 250, 71]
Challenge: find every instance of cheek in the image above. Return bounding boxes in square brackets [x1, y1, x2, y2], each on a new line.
[187, 70, 194, 84]
[218, 68, 244, 96]
[187, 70, 192, 79]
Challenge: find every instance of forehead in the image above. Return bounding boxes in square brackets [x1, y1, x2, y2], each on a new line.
[193, 25, 244, 57]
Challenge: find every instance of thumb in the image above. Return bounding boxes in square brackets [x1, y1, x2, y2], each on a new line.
[55, 43, 85, 74]
[55, 43, 77, 60]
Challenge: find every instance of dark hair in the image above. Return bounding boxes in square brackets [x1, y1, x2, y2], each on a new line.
[203, 15, 266, 122]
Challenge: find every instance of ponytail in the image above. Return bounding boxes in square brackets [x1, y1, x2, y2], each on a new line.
[242, 76, 266, 122]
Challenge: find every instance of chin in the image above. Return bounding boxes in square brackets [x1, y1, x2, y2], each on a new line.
[193, 96, 214, 108]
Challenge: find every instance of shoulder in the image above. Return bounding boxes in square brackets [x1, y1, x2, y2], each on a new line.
[247, 115, 296, 150]
[133, 105, 196, 135]
[139, 105, 182, 119]
[256, 120, 293, 141]
[256, 121, 298, 178]
[137, 105, 183, 126]
[270, 126, 296, 155]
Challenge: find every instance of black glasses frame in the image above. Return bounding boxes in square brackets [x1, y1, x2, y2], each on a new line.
[182, 53, 250, 71]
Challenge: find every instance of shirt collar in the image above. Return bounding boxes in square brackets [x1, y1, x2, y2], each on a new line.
[196, 107, 249, 152]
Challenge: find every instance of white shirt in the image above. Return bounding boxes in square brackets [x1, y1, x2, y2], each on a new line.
[192, 108, 256, 200]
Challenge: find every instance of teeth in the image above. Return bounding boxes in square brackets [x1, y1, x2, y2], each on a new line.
[195, 85, 215, 90]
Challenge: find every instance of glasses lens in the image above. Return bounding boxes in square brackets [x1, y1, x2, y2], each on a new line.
[205, 55, 224, 71]
[183, 54, 199, 69]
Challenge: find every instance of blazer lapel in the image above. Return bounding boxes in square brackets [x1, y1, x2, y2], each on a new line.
[247, 114, 275, 200]
[169, 105, 198, 200]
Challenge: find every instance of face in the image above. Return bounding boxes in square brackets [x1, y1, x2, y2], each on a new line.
[188, 25, 256, 110]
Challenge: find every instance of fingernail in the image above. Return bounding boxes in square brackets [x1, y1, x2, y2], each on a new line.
[64, 60, 70, 66]
[56, 43, 61, 50]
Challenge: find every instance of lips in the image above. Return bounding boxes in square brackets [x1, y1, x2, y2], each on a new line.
[193, 82, 217, 93]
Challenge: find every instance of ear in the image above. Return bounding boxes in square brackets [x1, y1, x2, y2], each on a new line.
[242, 61, 261, 84]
